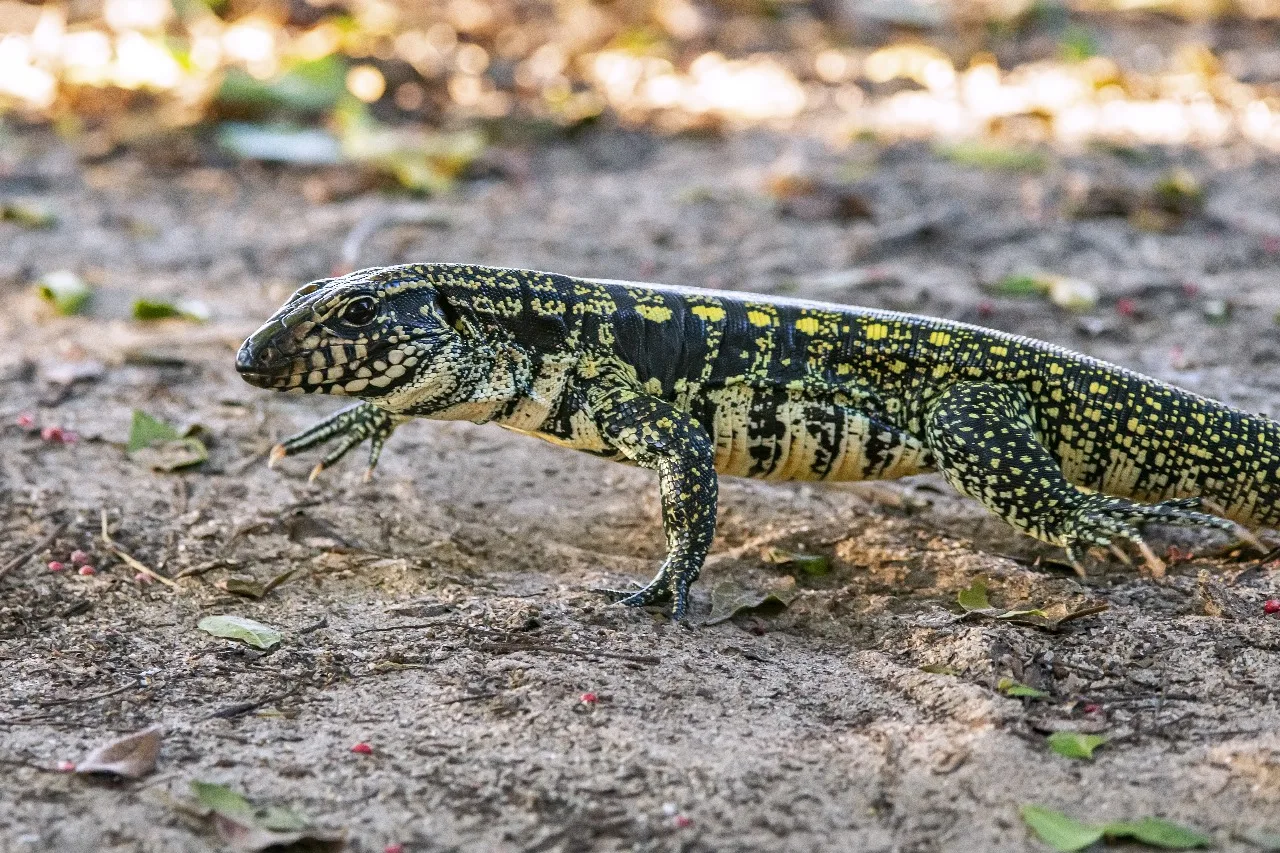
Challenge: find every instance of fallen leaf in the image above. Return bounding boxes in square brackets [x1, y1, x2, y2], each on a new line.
[36, 270, 92, 315]
[998, 677, 1049, 699]
[285, 514, 349, 550]
[1, 201, 56, 228]
[704, 576, 799, 625]
[763, 547, 830, 576]
[132, 298, 211, 322]
[1021, 806, 1104, 852]
[198, 615, 282, 650]
[1100, 817, 1212, 849]
[191, 781, 344, 852]
[1047, 731, 1107, 760]
[1022, 805, 1212, 851]
[75, 725, 162, 778]
[938, 141, 1048, 172]
[127, 410, 208, 471]
[957, 578, 991, 612]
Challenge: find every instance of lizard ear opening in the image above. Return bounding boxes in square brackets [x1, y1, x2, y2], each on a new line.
[435, 293, 466, 333]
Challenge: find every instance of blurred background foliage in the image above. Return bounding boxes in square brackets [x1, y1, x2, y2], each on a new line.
[6, 0, 1280, 194]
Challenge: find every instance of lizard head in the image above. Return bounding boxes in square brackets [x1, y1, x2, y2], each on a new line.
[235, 266, 468, 403]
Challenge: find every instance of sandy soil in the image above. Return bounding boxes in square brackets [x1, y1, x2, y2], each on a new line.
[5, 128, 1280, 852]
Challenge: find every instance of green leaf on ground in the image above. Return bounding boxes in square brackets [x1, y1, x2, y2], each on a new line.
[191, 781, 258, 824]
[36, 270, 92, 315]
[704, 576, 799, 625]
[957, 578, 991, 612]
[763, 547, 830, 576]
[1021, 805, 1104, 852]
[127, 410, 179, 453]
[127, 410, 208, 471]
[1022, 805, 1212, 851]
[938, 141, 1048, 172]
[1047, 731, 1107, 760]
[988, 274, 1046, 296]
[197, 615, 282, 650]
[132, 297, 210, 322]
[998, 677, 1049, 699]
[216, 56, 348, 115]
[1, 201, 56, 228]
[1101, 817, 1212, 849]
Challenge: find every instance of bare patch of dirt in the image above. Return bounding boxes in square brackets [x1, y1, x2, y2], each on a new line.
[4, 129, 1280, 852]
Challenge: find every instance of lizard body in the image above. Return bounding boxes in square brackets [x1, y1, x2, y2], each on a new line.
[237, 263, 1275, 618]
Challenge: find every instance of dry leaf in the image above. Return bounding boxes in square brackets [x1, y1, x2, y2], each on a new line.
[75, 725, 162, 778]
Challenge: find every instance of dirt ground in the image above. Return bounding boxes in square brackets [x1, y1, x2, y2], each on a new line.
[5, 126, 1280, 852]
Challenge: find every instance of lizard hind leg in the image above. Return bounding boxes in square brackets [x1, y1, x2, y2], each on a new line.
[923, 382, 1236, 577]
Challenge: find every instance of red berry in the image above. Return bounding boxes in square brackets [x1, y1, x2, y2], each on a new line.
[48, 561, 64, 572]
[70, 549, 89, 566]
[1264, 600, 1280, 615]
[56, 760, 76, 772]
[673, 815, 693, 828]
[77, 565, 95, 576]
[350, 742, 373, 754]
[1083, 703, 1102, 714]
[1116, 298, 1137, 318]
[385, 845, 404, 853]
[579, 692, 598, 704]
[15, 412, 35, 429]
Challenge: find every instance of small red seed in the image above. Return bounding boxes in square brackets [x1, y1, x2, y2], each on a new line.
[1264, 600, 1280, 615]
[56, 760, 76, 772]
[580, 692, 598, 704]
[16, 412, 35, 428]
[70, 549, 89, 566]
[673, 815, 693, 829]
[384, 845, 404, 853]
[1083, 703, 1102, 714]
[77, 565, 96, 576]
[1116, 298, 1137, 318]
[134, 572, 152, 584]
[351, 742, 373, 754]
[48, 561, 64, 572]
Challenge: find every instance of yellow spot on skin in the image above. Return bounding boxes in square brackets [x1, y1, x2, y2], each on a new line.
[991, 345, 1008, 356]
[928, 330, 952, 346]
[635, 304, 673, 323]
[865, 323, 888, 341]
[747, 310, 773, 327]
[691, 304, 725, 323]
[795, 317, 820, 335]
[1049, 363, 1065, 375]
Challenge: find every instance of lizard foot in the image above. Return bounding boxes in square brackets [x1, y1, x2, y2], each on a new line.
[268, 402, 403, 481]
[595, 561, 698, 621]
[1062, 495, 1236, 578]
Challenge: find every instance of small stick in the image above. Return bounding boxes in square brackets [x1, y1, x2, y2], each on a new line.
[0, 519, 70, 584]
[100, 509, 179, 589]
[35, 681, 138, 707]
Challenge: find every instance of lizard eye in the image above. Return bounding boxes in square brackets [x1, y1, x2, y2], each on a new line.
[341, 296, 378, 326]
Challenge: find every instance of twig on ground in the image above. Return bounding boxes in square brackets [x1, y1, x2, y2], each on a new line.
[35, 681, 139, 707]
[100, 509, 178, 588]
[0, 518, 70, 585]
[337, 204, 452, 274]
[201, 686, 298, 721]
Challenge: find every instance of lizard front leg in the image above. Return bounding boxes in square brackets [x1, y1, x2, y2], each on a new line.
[269, 402, 407, 481]
[585, 379, 718, 621]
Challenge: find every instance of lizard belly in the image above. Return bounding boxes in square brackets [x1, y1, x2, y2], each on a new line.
[702, 385, 933, 482]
